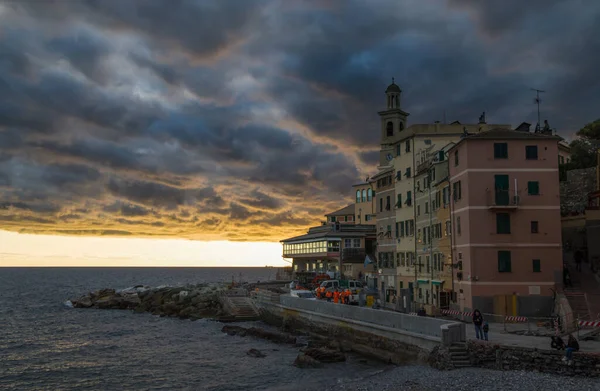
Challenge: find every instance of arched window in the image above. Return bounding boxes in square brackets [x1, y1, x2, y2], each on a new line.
[399, 121, 404, 131]
[356, 190, 361, 203]
[367, 188, 373, 201]
[361, 189, 366, 202]
[386, 121, 393, 137]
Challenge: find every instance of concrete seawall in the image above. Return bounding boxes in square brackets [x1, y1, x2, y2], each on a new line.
[254, 291, 465, 364]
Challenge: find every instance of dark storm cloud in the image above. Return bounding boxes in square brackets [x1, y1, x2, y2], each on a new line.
[0, 0, 598, 240]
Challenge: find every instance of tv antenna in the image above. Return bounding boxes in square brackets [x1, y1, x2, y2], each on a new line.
[531, 88, 545, 132]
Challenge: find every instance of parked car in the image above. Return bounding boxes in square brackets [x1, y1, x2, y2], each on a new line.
[290, 290, 317, 300]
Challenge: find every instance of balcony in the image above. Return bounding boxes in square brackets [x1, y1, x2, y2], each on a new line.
[486, 188, 519, 210]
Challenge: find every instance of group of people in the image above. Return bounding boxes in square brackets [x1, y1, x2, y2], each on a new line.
[316, 287, 353, 304]
[473, 309, 581, 364]
[472, 309, 490, 341]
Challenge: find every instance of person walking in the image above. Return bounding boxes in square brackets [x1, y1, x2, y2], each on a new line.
[472, 309, 484, 340]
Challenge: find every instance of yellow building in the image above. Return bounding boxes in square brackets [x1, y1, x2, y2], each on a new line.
[352, 180, 377, 225]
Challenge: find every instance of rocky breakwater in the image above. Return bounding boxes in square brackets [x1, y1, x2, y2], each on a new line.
[70, 284, 226, 320]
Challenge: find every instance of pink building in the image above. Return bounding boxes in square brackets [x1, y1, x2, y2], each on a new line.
[448, 129, 562, 317]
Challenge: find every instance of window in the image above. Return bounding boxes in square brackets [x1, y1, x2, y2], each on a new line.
[409, 220, 415, 235]
[396, 144, 401, 157]
[525, 145, 538, 160]
[417, 229, 422, 242]
[531, 221, 539, 233]
[425, 202, 429, 214]
[532, 259, 541, 273]
[406, 191, 412, 205]
[494, 143, 508, 159]
[356, 190, 361, 203]
[498, 251, 511, 272]
[395, 222, 399, 238]
[496, 213, 511, 234]
[386, 225, 391, 233]
[396, 194, 402, 208]
[344, 239, 352, 248]
[430, 168, 436, 182]
[400, 221, 405, 237]
[454, 151, 459, 166]
[379, 198, 383, 212]
[396, 170, 402, 181]
[457, 217, 461, 235]
[405, 140, 411, 152]
[353, 239, 360, 248]
[386, 121, 393, 137]
[365, 215, 373, 221]
[348, 215, 354, 221]
[362, 189, 366, 202]
[453, 181, 462, 201]
[417, 205, 420, 216]
[559, 155, 565, 165]
[386, 196, 391, 210]
[528, 181, 540, 195]
[330, 216, 336, 222]
[405, 167, 411, 178]
[367, 188, 373, 201]
[344, 215, 348, 222]
[445, 220, 451, 236]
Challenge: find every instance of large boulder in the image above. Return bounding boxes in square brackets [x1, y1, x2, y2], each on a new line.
[294, 354, 323, 368]
[247, 348, 266, 358]
[302, 348, 346, 363]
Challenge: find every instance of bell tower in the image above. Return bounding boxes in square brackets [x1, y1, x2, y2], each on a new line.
[378, 78, 410, 146]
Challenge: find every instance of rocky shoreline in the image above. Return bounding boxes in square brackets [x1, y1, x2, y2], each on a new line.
[70, 284, 226, 320]
[69, 284, 352, 369]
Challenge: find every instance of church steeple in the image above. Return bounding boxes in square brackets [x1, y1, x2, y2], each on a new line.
[385, 77, 402, 109]
[378, 78, 409, 144]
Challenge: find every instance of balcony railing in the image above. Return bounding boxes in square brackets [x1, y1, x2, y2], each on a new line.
[486, 188, 519, 210]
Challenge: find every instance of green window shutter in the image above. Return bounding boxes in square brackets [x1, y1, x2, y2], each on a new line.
[498, 251, 512, 272]
[525, 145, 538, 160]
[496, 213, 511, 234]
[528, 181, 540, 195]
[494, 143, 508, 158]
[397, 194, 402, 208]
[532, 259, 541, 273]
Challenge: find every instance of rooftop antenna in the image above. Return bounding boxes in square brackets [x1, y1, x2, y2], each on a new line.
[531, 88, 545, 132]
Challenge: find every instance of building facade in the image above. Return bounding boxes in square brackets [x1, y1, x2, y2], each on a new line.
[324, 204, 355, 224]
[281, 222, 376, 280]
[353, 181, 377, 225]
[413, 145, 454, 313]
[448, 129, 563, 317]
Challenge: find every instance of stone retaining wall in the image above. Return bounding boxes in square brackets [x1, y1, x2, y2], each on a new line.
[467, 341, 600, 377]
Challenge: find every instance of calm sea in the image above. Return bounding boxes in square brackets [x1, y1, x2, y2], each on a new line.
[0, 268, 386, 391]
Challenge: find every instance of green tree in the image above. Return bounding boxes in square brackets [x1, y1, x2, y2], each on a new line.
[567, 119, 600, 169]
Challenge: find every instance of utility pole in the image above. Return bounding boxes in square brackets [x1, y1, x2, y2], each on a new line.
[531, 88, 545, 132]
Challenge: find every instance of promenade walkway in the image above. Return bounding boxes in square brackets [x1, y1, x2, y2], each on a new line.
[464, 321, 600, 352]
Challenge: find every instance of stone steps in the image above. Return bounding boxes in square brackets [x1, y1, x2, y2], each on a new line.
[449, 344, 471, 369]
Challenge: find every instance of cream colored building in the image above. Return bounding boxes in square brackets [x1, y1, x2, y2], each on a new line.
[413, 145, 454, 314]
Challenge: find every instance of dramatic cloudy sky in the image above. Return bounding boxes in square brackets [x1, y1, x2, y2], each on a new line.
[0, 0, 599, 244]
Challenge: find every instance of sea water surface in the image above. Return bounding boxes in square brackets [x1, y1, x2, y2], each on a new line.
[0, 268, 387, 391]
